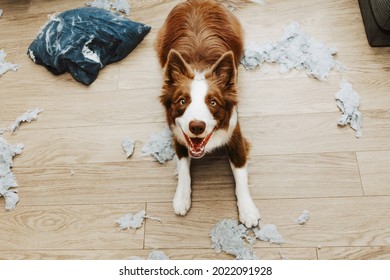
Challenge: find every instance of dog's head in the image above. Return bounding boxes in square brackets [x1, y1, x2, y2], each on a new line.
[160, 49, 238, 158]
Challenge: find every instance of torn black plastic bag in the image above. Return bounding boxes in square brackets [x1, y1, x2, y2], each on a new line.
[27, 7, 151, 85]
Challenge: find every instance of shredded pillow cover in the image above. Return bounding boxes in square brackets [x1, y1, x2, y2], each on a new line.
[27, 7, 151, 85]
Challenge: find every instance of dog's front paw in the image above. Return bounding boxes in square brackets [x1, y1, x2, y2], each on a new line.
[238, 201, 260, 228]
[173, 190, 191, 216]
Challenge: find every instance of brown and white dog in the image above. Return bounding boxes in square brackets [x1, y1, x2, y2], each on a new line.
[155, 0, 260, 227]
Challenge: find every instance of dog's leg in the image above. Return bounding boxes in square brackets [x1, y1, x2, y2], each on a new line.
[227, 124, 260, 228]
[173, 141, 192, 216]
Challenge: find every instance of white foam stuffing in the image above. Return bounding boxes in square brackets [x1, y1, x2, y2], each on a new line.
[210, 219, 259, 260]
[296, 210, 310, 225]
[86, 0, 131, 15]
[9, 108, 44, 133]
[210, 219, 285, 259]
[111, 0, 131, 15]
[116, 210, 147, 230]
[147, 250, 170, 260]
[0, 9, 3, 18]
[142, 126, 175, 164]
[82, 39, 102, 65]
[85, 0, 111, 10]
[241, 22, 342, 81]
[0, 49, 20, 76]
[253, 224, 284, 244]
[130, 250, 170, 260]
[335, 79, 362, 138]
[0, 137, 24, 211]
[116, 210, 161, 230]
[121, 137, 135, 158]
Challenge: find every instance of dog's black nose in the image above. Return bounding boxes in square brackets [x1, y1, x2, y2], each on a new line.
[189, 120, 206, 135]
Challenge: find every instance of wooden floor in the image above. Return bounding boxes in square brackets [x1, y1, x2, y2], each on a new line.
[1, 0, 390, 260]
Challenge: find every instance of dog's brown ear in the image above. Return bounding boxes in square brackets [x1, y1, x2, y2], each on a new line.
[165, 49, 192, 84]
[209, 51, 237, 89]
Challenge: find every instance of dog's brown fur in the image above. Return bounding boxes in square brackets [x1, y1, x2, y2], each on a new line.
[155, 0, 248, 167]
[155, 0, 260, 227]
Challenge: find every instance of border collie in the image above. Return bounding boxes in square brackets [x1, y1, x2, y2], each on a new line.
[155, 0, 260, 227]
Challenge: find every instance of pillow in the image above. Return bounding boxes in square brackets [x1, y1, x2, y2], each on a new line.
[27, 7, 151, 85]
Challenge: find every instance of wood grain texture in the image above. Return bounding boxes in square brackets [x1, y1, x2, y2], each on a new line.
[0, 0, 389, 260]
[357, 151, 390, 196]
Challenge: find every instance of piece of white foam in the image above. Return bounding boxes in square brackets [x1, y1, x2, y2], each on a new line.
[85, 0, 111, 10]
[9, 108, 44, 133]
[121, 137, 135, 158]
[116, 210, 147, 230]
[147, 250, 170, 260]
[116, 210, 161, 230]
[111, 0, 131, 15]
[129, 250, 170, 260]
[253, 224, 284, 244]
[241, 22, 342, 81]
[86, 0, 131, 15]
[142, 126, 175, 164]
[210, 219, 259, 260]
[335, 79, 362, 138]
[0, 49, 20, 76]
[0, 137, 24, 210]
[210, 219, 286, 259]
[296, 210, 310, 225]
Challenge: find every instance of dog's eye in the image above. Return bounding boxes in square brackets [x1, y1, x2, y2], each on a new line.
[179, 98, 186, 105]
[210, 100, 217, 107]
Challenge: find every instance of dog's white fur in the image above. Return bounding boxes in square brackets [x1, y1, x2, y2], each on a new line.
[155, 0, 260, 228]
[172, 75, 260, 227]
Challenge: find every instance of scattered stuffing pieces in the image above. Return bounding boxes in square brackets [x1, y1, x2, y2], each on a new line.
[117, 210, 146, 230]
[121, 137, 135, 158]
[111, 0, 131, 15]
[130, 250, 170, 260]
[241, 22, 343, 80]
[210, 219, 259, 260]
[0, 49, 20, 76]
[253, 224, 284, 244]
[86, 0, 111, 10]
[0, 9, 3, 18]
[296, 210, 310, 225]
[116, 210, 161, 230]
[0, 137, 23, 210]
[9, 108, 44, 133]
[335, 79, 362, 138]
[210, 219, 285, 259]
[147, 250, 170, 260]
[86, 0, 131, 15]
[142, 126, 175, 164]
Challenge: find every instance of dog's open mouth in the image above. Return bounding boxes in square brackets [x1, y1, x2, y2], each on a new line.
[182, 131, 213, 158]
